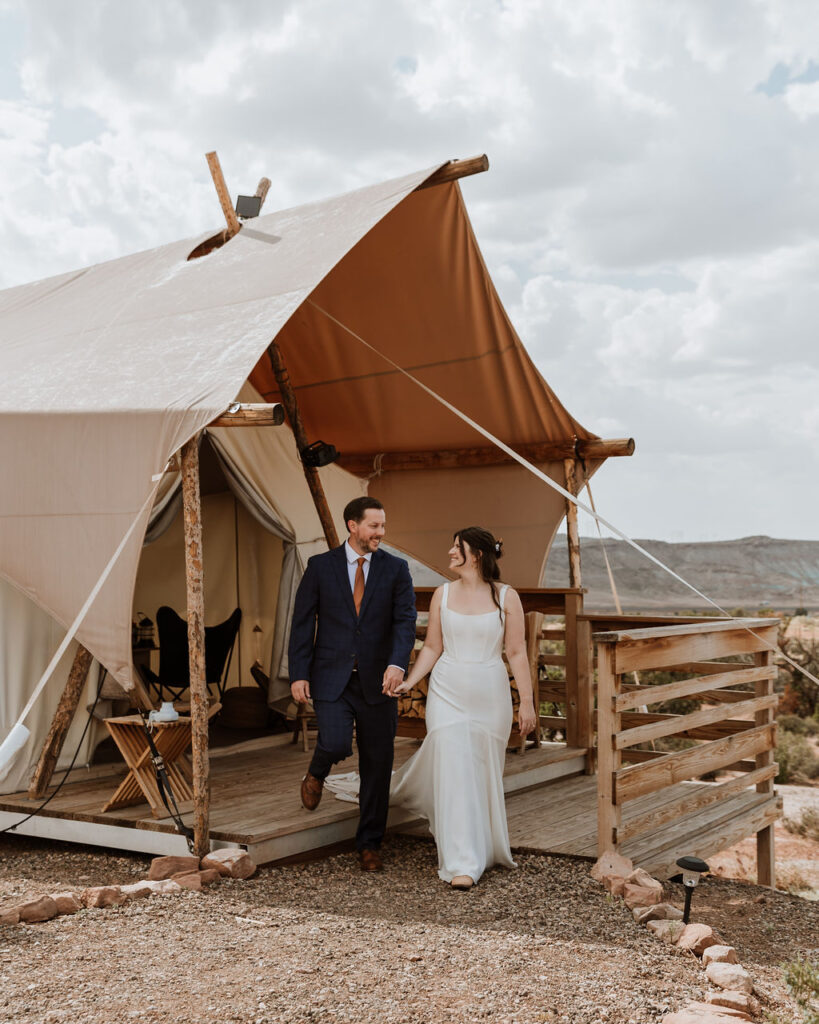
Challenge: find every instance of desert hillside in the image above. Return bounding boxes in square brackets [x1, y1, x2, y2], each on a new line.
[544, 535, 819, 612]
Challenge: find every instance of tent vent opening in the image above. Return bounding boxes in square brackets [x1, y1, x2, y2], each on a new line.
[187, 227, 239, 261]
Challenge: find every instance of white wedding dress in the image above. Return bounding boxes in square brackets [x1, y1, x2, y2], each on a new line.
[328, 582, 516, 884]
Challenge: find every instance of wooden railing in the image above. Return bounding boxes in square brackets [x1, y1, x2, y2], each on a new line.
[408, 588, 588, 754]
[593, 617, 780, 883]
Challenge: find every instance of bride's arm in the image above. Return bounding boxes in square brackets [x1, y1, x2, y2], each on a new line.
[389, 586, 444, 694]
[503, 588, 538, 737]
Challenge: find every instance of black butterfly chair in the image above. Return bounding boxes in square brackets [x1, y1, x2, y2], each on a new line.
[145, 605, 242, 702]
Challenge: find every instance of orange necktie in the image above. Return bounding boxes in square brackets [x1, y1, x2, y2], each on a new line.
[353, 557, 366, 614]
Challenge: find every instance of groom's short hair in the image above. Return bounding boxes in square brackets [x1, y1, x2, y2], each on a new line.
[343, 497, 384, 530]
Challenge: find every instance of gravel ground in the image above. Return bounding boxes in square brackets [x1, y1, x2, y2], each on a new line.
[1, 833, 816, 1024]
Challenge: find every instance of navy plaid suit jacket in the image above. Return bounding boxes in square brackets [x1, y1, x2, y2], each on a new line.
[288, 545, 417, 705]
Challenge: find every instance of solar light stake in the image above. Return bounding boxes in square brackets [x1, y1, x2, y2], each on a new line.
[674, 855, 710, 924]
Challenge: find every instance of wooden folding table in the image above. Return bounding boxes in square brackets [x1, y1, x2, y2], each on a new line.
[101, 705, 220, 818]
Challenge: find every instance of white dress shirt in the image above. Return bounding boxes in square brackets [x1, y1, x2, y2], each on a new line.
[344, 540, 372, 591]
[344, 540, 404, 676]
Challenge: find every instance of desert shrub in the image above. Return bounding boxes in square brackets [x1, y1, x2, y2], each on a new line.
[783, 806, 819, 843]
[767, 956, 819, 1024]
[776, 729, 819, 783]
[778, 638, 819, 718]
[778, 714, 819, 737]
[776, 865, 814, 896]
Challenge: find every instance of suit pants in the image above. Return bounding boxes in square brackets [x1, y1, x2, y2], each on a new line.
[309, 671, 398, 851]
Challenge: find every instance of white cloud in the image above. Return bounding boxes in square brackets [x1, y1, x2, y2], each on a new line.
[0, 0, 817, 540]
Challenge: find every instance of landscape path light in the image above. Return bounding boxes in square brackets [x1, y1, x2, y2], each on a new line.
[673, 855, 710, 924]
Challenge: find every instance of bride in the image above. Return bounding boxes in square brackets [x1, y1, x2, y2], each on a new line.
[386, 527, 537, 890]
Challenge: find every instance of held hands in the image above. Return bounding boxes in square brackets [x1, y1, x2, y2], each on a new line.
[517, 699, 537, 738]
[382, 665, 407, 697]
[291, 680, 311, 703]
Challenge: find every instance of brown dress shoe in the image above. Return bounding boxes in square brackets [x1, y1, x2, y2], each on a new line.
[358, 849, 383, 872]
[300, 772, 323, 810]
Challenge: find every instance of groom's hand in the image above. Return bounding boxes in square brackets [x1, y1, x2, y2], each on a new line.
[291, 680, 311, 703]
[382, 666, 405, 696]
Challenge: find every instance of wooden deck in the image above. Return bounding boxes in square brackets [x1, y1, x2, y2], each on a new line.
[501, 775, 780, 879]
[0, 736, 587, 864]
[0, 735, 778, 876]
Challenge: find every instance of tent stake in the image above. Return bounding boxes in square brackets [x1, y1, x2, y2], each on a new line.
[267, 341, 340, 549]
[27, 645, 93, 799]
[564, 458, 582, 589]
[180, 433, 211, 858]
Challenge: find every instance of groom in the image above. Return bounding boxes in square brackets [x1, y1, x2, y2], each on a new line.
[288, 497, 417, 871]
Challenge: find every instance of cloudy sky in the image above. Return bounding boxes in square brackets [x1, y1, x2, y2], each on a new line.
[1, 0, 817, 543]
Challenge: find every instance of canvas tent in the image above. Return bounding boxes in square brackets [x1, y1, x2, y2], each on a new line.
[0, 159, 608, 796]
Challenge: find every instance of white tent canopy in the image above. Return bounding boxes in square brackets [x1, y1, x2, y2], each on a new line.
[0, 160, 605, 794]
[0, 165, 438, 690]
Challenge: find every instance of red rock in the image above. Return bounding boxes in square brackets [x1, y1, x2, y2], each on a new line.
[683, 1002, 751, 1020]
[198, 869, 221, 887]
[676, 923, 718, 955]
[81, 886, 127, 909]
[662, 1005, 751, 1023]
[626, 867, 661, 889]
[624, 883, 663, 909]
[50, 892, 81, 915]
[647, 919, 685, 943]
[200, 848, 256, 880]
[15, 896, 58, 923]
[120, 881, 154, 900]
[590, 851, 633, 883]
[633, 902, 684, 925]
[602, 875, 626, 897]
[0, 907, 20, 926]
[705, 962, 753, 995]
[705, 992, 751, 1014]
[148, 855, 201, 880]
[171, 871, 202, 891]
[702, 945, 738, 967]
[123, 879, 182, 897]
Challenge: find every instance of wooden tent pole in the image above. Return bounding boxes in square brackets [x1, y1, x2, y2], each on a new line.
[337, 437, 634, 475]
[180, 433, 211, 858]
[205, 151, 241, 238]
[564, 458, 582, 589]
[27, 645, 93, 799]
[267, 341, 340, 549]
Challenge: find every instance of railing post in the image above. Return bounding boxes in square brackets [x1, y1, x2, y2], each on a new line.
[564, 592, 581, 748]
[596, 641, 622, 856]
[525, 611, 544, 746]
[576, 615, 595, 773]
[754, 649, 776, 888]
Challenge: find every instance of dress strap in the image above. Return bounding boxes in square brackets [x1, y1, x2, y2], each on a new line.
[498, 584, 510, 616]
[441, 582, 449, 609]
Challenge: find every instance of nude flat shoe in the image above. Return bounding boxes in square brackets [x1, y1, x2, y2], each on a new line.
[450, 875, 474, 890]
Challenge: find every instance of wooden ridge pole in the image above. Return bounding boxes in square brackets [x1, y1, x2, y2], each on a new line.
[205, 151, 241, 238]
[416, 155, 490, 190]
[337, 437, 634, 476]
[208, 403, 285, 428]
[180, 433, 210, 858]
[267, 341, 340, 549]
[27, 645, 93, 798]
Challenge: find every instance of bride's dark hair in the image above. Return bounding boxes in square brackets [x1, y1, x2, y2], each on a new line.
[452, 527, 505, 618]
